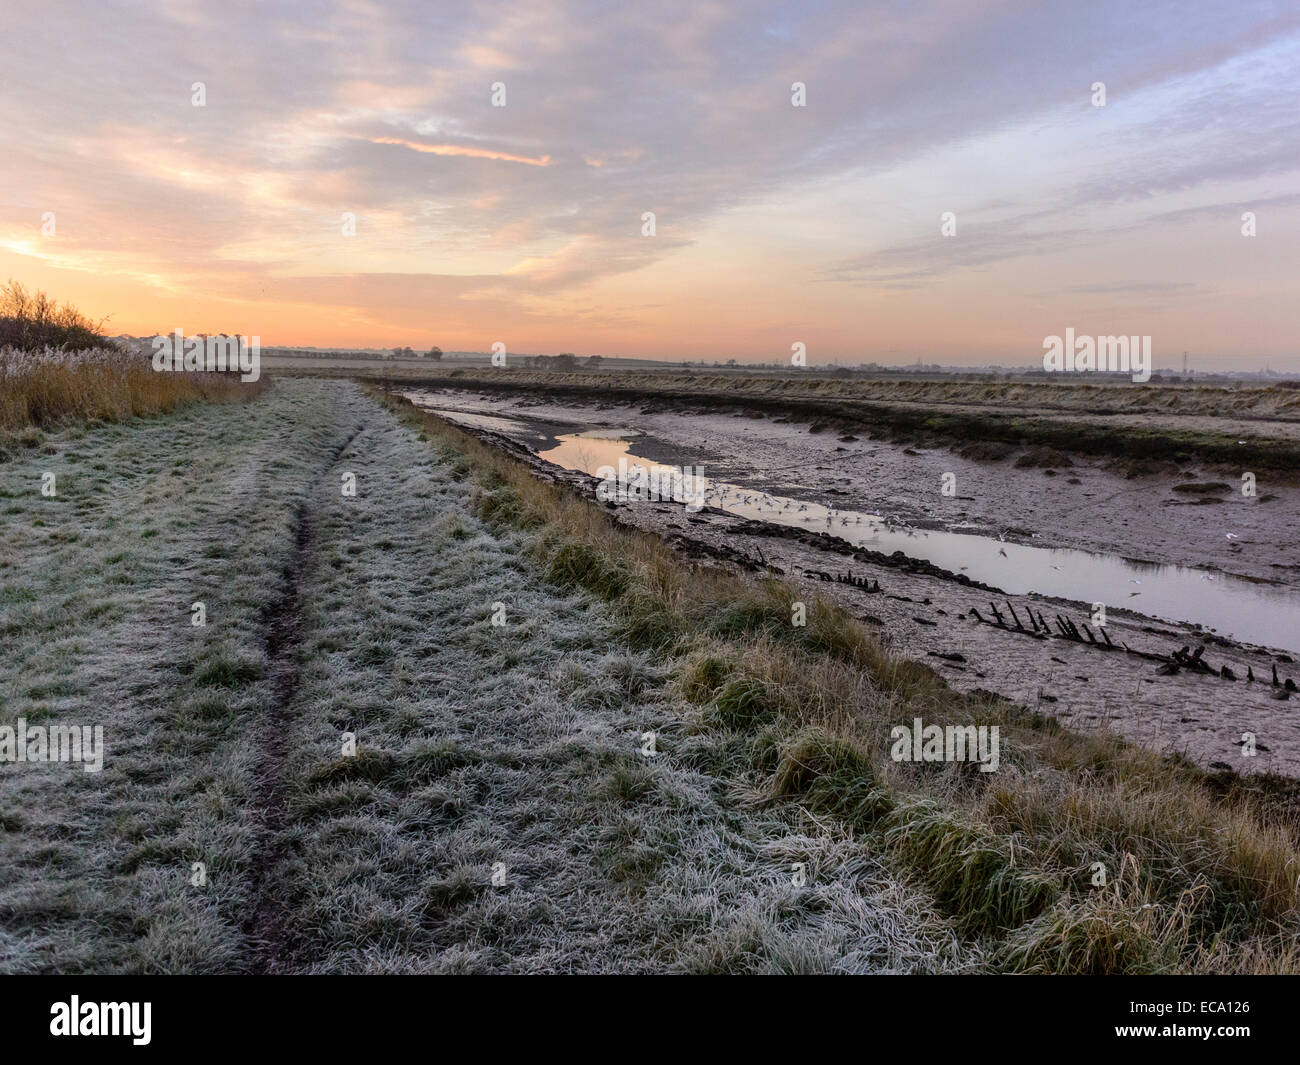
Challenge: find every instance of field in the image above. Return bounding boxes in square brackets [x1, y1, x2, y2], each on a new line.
[4, 377, 1300, 974]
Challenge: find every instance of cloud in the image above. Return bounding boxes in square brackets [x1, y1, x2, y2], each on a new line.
[366, 136, 552, 166]
[0, 0, 1297, 360]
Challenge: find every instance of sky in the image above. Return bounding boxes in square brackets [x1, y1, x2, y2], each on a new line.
[1, 0, 1298, 369]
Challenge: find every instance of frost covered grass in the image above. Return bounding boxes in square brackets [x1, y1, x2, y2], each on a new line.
[0, 378, 979, 973]
[0, 345, 265, 433]
[0, 382, 373, 971]
[6, 375, 1295, 974]
[376, 386, 1300, 974]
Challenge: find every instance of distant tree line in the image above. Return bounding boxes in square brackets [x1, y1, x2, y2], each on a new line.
[386, 346, 442, 360]
[523, 353, 602, 370]
[378, 347, 608, 369]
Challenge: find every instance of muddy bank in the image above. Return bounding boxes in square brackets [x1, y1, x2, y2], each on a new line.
[366, 368, 1300, 471]
[407, 390, 1300, 778]
[403, 387, 1300, 592]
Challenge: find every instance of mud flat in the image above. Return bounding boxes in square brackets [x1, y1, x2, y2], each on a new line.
[405, 385, 1300, 778]
[361, 366, 1300, 471]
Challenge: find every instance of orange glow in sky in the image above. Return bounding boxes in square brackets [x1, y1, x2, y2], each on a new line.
[1, 2, 1297, 369]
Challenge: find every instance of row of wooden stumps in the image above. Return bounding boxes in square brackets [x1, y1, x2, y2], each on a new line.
[805, 568, 882, 593]
[969, 599, 1295, 698]
[1167, 647, 1297, 699]
[802, 568, 1296, 699]
[972, 600, 1117, 647]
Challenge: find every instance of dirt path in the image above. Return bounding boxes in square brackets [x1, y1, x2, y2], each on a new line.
[244, 418, 374, 971]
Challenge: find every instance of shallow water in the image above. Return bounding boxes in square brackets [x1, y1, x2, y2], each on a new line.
[418, 402, 1300, 653]
[538, 433, 1300, 653]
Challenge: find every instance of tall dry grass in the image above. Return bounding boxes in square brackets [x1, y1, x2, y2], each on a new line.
[1, 346, 267, 431]
[375, 384, 1300, 974]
